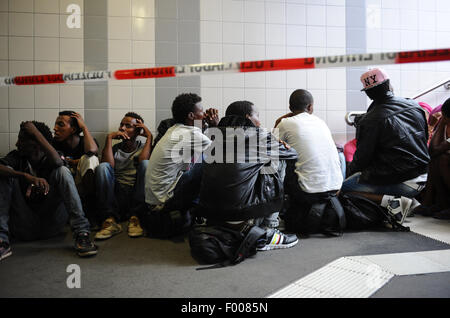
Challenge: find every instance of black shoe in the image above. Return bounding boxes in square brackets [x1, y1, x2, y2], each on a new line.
[74, 232, 98, 257]
[0, 240, 12, 261]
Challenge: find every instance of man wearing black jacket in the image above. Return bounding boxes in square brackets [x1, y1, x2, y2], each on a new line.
[341, 68, 430, 223]
[197, 101, 299, 251]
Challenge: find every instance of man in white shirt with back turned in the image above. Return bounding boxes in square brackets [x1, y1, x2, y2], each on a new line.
[275, 89, 343, 235]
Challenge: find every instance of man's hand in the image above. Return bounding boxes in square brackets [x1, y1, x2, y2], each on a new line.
[108, 131, 130, 140]
[204, 108, 220, 127]
[20, 121, 39, 137]
[279, 139, 291, 150]
[135, 119, 153, 139]
[23, 173, 49, 196]
[274, 112, 295, 128]
[70, 112, 87, 130]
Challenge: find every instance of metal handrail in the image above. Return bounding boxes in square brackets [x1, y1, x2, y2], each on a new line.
[345, 77, 450, 126]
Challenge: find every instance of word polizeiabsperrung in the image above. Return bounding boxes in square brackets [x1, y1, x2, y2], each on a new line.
[1, 48, 449, 86]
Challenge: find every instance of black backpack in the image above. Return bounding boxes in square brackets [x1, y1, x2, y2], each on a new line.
[285, 193, 346, 237]
[188, 225, 266, 270]
[141, 208, 192, 239]
[338, 193, 410, 232]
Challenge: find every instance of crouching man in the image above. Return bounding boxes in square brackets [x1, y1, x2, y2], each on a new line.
[0, 121, 97, 261]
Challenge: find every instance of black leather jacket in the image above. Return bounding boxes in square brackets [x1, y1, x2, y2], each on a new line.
[197, 115, 298, 221]
[348, 92, 430, 185]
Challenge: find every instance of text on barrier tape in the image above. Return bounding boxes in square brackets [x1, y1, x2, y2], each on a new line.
[1, 48, 449, 86]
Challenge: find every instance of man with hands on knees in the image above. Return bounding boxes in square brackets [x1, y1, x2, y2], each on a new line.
[0, 121, 97, 261]
[94, 112, 152, 240]
[52, 111, 100, 227]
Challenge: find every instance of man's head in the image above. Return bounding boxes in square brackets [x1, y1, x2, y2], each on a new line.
[172, 93, 203, 126]
[53, 111, 81, 142]
[289, 89, 314, 114]
[119, 112, 144, 140]
[17, 121, 53, 159]
[442, 97, 450, 120]
[225, 100, 261, 127]
[360, 68, 393, 100]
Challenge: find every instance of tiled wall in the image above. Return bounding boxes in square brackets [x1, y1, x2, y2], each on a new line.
[1, 0, 85, 156]
[1, 0, 450, 156]
[199, 0, 348, 144]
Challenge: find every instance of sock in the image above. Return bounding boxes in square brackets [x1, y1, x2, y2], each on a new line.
[380, 195, 395, 208]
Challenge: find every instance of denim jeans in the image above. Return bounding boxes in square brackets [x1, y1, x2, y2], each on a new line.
[95, 160, 148, 222]
[341, 172, 420, 198]
[0, 166, 91, 244]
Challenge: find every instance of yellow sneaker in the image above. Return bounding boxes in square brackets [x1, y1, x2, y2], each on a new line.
[128, 216, 144, 238]
[94, 217, 122, 240]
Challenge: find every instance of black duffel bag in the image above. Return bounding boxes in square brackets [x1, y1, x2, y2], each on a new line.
[141, 206, 192, 239]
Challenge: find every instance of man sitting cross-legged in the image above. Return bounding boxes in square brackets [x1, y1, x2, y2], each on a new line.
[94, 112, 152, 240]
[0, 121, 97, 261]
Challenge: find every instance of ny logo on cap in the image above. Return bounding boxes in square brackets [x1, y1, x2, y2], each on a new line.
[364, 75, 378, 86]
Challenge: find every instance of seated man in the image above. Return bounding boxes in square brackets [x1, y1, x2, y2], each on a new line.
[0, 121, 97, 261]
[144, 93, 218, 236]
[275, 89, 344, 235]
[52, 111, 99, 225]
[341, 68, 430, 223]
[94, 112, 152, 240]
[414, 97, 450, 219]
[197, 101, 299, 251]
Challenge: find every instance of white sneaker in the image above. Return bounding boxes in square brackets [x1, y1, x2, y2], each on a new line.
[387, 197, 412, 224]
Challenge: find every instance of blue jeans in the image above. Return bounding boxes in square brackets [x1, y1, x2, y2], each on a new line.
[95, 160, 148, 222]
[0, 166, 91, 244]
[163, 162, 203, 212]
[341, 172, 420, 198]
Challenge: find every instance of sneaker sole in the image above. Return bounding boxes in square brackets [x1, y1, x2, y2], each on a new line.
[94, 229, 123, 240]
[0, 250, 12, 261]
[257, 239, 299, 251]
[128, 232, 144, 238]
[77, 249, 98, 257]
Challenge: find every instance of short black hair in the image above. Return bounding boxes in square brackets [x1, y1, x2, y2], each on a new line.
[365, 79, 391, 101]
[20, 121, 53, 143]
[124, 111, 144, 123]
[442, 97, 450, 118]
[59, 110, 82, 135]
[225, 100, 254, 117]
[289, 89, 314, 112]
[172, 93, 202, 124]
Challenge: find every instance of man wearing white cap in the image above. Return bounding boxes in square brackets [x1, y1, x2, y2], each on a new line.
[341, 68, 430, 224]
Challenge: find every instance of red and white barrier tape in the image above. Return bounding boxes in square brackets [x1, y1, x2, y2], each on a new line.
[1, 48, 449, 86]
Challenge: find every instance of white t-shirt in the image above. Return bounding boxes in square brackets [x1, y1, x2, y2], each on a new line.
[276, 112, 343, 193]
[145, 124, 212, 205]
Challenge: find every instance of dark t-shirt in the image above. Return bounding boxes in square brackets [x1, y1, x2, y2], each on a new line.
[52, 136, 99, 159]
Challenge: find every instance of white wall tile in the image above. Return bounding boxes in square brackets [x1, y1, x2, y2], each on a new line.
[306, 5, 326, 26]
[35, 61, 60, 74]
[244, 88, 267, 110]
[9, 13, 33, 36]
[266, 88, 287, 111]
[266, 71, 286, 89]
[132, 86, 155, 109]
[35, 37, 60, 61]
[200, 43, 222, 63]
[200, 0, 222, 21]
[200, 21, 222, 43]
[286, 25, 306, 46]
[286, 69, 307, 88]
[0, 87, 8, 108]
[35, 14, 60, 37]
[109, 86, 132, 109]
[60, 85, 84, 109]
[131, 0, 155, 18]
[0, 109, 9, 132]
[286, 4, 306, 25]
[35, 108, 60, 130]
[306, 26, 326, 47]
[60, 38, 83, 62]
[223, 22, 243, 44]
[9, 0, 33, 12]
[326, 27, 345, 47]
[109, 17, 132, 39]
[9, 108, 34, 132]
[0, 133, 10, 156]
[266, 2, 285, 24]
[307, 69, 326, 89]
[244, 1, 265, 23]
[244, 23, 265, 45]
[244, 72, 266, 88]
[9, 36, 33, 60]
[0, 13, 8, 36]
[326, 68, 346, 90]
[132, 41, 155, 64]
[36, 0, 60, 14]
[60, 0, 83, 14]
[222, 87, 245, 107]
[109, 39, 131, 63]
[266, 24, 285, 46]
[326, 89, 346, 110]
[109, 0, 131, 17]
[35, 85, 60, 109]
[326, 6, 345, 27]
[60, 14, 83, 38]
[132, 17, 155, 41]
[222, 0, 243, 22]
[9, 60, 33, 75]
